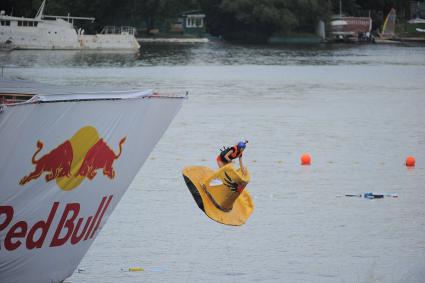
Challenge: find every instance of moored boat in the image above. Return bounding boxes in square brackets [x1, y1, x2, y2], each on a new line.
[0, 79, 184, 283]
[0, 0, 140, 50]
[330, 15, 373, 42]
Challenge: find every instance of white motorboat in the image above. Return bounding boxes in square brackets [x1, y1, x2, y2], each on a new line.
[0, 0, 140, 50]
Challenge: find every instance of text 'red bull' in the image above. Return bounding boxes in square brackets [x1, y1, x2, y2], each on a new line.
[0, 195, 113, 251]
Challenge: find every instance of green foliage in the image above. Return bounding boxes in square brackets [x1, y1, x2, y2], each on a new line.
[200, 0, 331, 41]
[0, 0, 416, 41]
[418, 2, 425, 18]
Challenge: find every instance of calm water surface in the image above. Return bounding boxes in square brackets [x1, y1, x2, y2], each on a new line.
[2, 43, 425, 282]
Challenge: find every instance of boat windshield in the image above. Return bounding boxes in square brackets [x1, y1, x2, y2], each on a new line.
[100, 26, 136, 35]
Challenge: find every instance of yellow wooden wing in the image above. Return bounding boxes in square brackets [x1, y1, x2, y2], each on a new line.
[182, 164, 254, 226]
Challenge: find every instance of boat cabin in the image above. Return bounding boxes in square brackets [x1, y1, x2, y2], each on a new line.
[330, 16, 372, 42]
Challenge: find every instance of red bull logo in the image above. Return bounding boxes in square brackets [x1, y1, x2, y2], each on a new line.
[19, 126, 126, 191]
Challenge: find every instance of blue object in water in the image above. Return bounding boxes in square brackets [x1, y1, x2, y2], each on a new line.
[363, 192, 385, 199]
[364, 192, 374, 199]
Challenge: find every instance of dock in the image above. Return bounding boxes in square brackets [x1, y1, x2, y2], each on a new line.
[137, 37, 209, 43]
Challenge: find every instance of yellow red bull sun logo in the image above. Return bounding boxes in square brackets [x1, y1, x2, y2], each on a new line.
[19, 126, 126, 191]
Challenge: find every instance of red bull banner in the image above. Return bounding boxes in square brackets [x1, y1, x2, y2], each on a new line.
[0, 86, 183, 283]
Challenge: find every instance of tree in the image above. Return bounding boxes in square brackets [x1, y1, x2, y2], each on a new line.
[200, 0, 330, 41]
[2, 0, 410, 42]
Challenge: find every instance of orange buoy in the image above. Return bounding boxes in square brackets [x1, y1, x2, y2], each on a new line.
[405, 156, 416, 167]
[301, 153, 311, 165]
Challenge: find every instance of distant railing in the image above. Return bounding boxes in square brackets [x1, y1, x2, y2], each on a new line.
[100, 26, 137, 35]
[0, 94, 34, 105]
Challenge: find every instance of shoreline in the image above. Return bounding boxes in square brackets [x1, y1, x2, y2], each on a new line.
[137, 37, 209, 43]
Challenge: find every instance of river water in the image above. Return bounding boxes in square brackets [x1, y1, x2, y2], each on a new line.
[1, 43, 425, 283]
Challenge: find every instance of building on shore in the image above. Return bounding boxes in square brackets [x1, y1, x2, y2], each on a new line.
[178, 10, 206, 37]
[140, 10, 207, 42]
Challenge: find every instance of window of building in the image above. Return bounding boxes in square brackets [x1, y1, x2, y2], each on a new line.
[186, 16, 204, 28]
[196, 18, 203, 27]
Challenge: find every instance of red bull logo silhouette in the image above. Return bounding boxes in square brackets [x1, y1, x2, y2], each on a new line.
[77, 137, 126, 180]
[19, 141, 73, 185]
[19, 126, 126, 191]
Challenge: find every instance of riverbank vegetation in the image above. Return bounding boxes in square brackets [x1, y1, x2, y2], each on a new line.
[2, 0, 418, 41]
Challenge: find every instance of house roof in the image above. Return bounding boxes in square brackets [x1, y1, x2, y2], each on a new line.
[179, 10, 205, 17]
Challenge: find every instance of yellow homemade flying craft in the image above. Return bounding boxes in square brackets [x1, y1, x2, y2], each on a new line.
[182, 163, 254, 226]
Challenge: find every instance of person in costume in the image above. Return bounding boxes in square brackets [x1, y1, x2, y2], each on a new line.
[217, 140, 248, 174]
